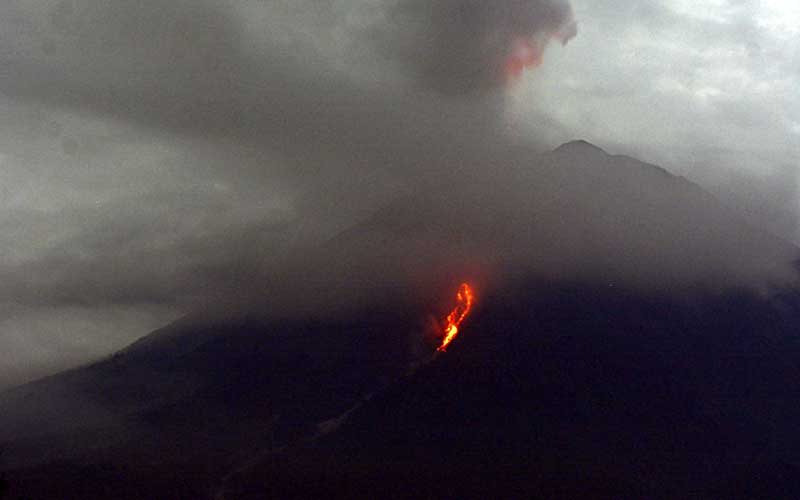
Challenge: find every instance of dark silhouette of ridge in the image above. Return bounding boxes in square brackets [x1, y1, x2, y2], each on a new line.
[2, 142, 800, 499]
[553, 139, 608, 155]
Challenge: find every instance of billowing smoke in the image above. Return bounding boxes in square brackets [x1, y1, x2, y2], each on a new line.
[385, 0, 577, 93]
[0, 0, 797, 385]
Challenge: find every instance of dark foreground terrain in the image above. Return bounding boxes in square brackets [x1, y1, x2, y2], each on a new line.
[221, 283, 800, 500]
[3, 281, 800, 499]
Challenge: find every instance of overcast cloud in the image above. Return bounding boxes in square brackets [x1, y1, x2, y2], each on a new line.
[516, 0, 800, 237]
[0, 0, 798, 388]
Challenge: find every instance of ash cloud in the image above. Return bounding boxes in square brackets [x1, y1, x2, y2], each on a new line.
[382, 0, 577, 94]
[0, 0, 797, 385]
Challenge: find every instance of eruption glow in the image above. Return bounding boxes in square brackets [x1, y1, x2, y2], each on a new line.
[504, 12, 577, 81]
[437, 283, 475, 352]
[505, 37, 543, 79]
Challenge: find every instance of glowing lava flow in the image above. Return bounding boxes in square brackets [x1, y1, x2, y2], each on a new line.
[437, 283, 475, 352]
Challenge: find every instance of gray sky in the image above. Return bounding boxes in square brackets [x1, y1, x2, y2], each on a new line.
[0, 0, 798, 388]
[516, 0, 800, 236]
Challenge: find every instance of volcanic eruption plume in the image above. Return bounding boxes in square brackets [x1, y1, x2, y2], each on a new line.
[389, 0, 577, 94]
[504, 17, 575, 81]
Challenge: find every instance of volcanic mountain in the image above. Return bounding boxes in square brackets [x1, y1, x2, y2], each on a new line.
[2, 142, 800, 499]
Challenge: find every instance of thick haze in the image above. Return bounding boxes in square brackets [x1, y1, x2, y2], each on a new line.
[514, 0, 800, 239]
[0, 0, 797, 388]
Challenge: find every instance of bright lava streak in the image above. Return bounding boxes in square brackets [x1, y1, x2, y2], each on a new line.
[437, 283, 475, 352]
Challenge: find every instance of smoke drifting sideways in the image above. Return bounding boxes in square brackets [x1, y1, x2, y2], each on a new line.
[384, 0, 577, 94]
[248, 0, 798, 320]
[0, 0, 797, 329]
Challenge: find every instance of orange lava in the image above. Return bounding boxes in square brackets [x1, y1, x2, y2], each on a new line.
[437, 283, 475, 352]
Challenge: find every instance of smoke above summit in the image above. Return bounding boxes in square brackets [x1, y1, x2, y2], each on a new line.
[0, 0, 797, 385]
[0, 0, 792, 303]
[385, 0, 577, 94]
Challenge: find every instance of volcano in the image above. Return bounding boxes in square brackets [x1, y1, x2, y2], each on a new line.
[2, 142, 800, 499]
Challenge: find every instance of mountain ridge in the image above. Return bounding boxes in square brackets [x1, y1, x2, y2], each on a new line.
[2, 141, 800, 498]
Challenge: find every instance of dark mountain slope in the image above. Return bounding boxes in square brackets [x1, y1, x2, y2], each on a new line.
[2, 141, 800, 498]
[280, 139, 797, 318]
[0, 308, 423, 499]
[225, 282, 800, 499]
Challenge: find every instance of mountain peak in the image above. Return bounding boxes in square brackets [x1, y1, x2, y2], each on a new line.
[553, 140, 607, 155]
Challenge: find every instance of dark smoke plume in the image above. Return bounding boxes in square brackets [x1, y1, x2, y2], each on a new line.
[386, 0, 577, 94]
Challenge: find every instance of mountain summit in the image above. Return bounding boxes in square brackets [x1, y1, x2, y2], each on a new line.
[1, 144, 800, 499]
[288, 138, 798, 309]
[553, 139, 608, 155]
